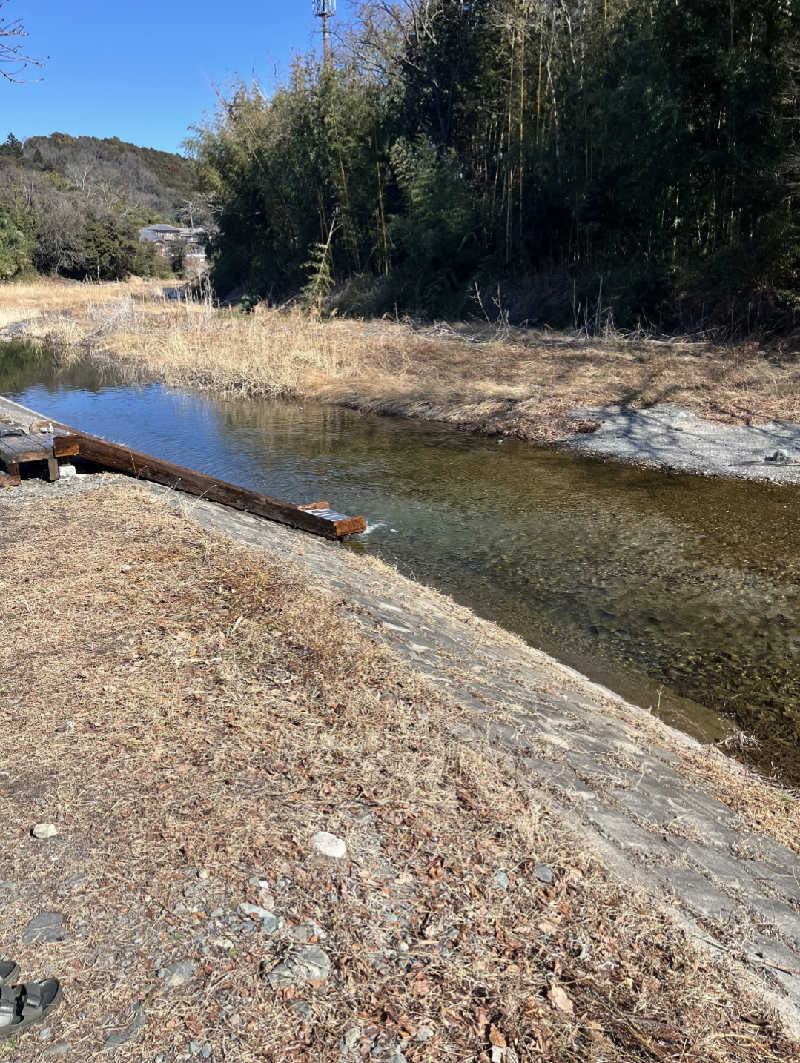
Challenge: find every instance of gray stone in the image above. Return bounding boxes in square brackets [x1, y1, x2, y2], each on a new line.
[415, 1027, 435, 1042]
[21, 912, 65, 944]
[44, 1044, 71, 1058]
[157, 960, 194, 988]
[290, 1000, 313, 1021]
[493, 871, 510, 890]
[288, 920, 326, 943]
[237, 903, 281, 932]
[103, 1003, 146, 1051]
[32, 822, 58, 840]
[264, 945, 332, 986]
[535, 863, 554, 884]
[311, 831, 347, 859]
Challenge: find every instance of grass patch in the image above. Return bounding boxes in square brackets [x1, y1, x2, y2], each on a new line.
[3, 278, 800, 442]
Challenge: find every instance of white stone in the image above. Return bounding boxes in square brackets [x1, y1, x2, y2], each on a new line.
[311, 831, 347, 859]
[32, 823, 58, 840]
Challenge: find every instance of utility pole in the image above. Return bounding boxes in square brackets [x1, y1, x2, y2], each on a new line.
[312, 0, 335, 67]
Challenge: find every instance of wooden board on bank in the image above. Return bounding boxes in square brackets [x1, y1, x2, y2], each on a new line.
[51, 426, 366, 539]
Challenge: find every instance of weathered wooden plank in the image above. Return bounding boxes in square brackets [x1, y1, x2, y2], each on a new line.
[52, 429, 367, 539]
[52, 436, 80, 458]
[0, 471, 21, 489]
[0, 434, 54, 465]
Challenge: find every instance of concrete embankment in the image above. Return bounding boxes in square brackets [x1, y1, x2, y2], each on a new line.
[4, 469, 800, 1043]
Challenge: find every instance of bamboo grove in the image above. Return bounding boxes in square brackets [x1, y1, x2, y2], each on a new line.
[193, 0, 800, 331]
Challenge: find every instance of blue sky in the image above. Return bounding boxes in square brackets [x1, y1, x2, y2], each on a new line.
[2, 0, 341, 155]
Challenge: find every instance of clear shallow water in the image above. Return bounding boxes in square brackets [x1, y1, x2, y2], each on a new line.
[4, 345, 800, 783]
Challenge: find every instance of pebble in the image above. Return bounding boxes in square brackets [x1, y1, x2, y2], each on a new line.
[415, 1027, 434, 1042]
[38, 1026, 52, 1041]
[31, 823, 58, 840]
[535, 863, 554, 884]
[157, 960, 195, 988]
[311, 831, 347, 859]
[493, 870, 510, 890]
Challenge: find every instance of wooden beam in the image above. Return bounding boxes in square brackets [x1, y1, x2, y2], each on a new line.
[52, 429, 366, 540]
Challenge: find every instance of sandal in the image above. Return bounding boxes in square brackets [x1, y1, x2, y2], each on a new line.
[0, 979, 62, 1038]
[0, 963, 19, 986]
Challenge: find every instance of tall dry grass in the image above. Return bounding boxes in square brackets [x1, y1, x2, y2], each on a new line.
[4, 278, 800, 440]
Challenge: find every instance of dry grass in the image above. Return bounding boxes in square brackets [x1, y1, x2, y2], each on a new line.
[0, 484, 797, 1062]
[4, 278, 800, 441]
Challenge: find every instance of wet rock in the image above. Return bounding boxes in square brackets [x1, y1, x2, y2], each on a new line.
[31, 823, 58, 840]
[263, 945, 332, 986]
[104, 1002, 146, 1051]
[311, 831, 347, 859]
[493, 870, 510, 890]
[21, 912, 66, 944]
[535, 863, 554, 884]
[157, 960, 194, 988]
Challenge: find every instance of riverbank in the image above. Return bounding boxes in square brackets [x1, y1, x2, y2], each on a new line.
[3, 278, 800, 483]
[2, 473, 800, 1060]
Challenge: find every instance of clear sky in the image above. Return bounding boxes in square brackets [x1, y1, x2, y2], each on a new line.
[2, 0, 338, 155]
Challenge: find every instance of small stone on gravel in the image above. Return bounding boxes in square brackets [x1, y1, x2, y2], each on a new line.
[263, 944, 332, 986]
[415, 1027, 434, 1042]
[535, 863, 554, 884]
[157, 960, 194, 988]
[237, 902, 281, 932]
[493, 870, 510, 890]
[44, 1043, 71, 1058]
[31, 823, 58, 840]
[311, 830, 347, 859]
[21, 912, 66, 944]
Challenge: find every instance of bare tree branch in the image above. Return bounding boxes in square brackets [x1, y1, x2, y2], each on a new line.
[0, 0, 46, 83]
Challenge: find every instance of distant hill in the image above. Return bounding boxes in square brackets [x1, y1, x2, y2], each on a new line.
[16, 132, 200, 220]
[0, 132, 206, 280]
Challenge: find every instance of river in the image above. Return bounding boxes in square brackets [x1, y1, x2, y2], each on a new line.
[3, 342, 799, 784]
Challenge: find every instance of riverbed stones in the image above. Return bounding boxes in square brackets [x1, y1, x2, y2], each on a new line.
[238, 903, 281, 933]
[311, 830, 347, 860]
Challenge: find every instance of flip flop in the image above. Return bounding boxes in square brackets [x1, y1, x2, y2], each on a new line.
[0, 979, 62, 1039]
[0, 963, 19, 987]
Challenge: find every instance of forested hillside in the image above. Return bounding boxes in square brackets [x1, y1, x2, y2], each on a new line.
[0, 131, 202, 280]
[194, 0, 799, 331]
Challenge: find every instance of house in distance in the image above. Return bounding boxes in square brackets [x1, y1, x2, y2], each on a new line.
[138, 223, 207, 275]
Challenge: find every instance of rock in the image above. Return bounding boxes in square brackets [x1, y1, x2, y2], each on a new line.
[535, 863, 554, 884]
[31, 823, 58, 840]
[765, 449, 791, 464]
[157, 960, 194, 988]
[197, 869, 210, 881]
[103, 1002, 146, 1051]
[21, 912, 66, 944]
[39, 1026, 52, 1041]
[237, 903, 281, 932]
[288, 920, 327, 943]
[59, 464, 77, 479]
[311, 830, 347, 859]
[290, 1000, 313, 1021]
[415, 1027, 435, 1042]
[263, 945, 332, 986]
[44, 1043, 71, 1058]
[344, 1027, 361, 1051]
[493, 870, 510, 890]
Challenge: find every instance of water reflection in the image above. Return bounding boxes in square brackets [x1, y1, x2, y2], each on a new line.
[3, 344, 799, 783]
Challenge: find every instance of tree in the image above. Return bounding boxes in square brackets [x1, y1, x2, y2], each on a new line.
[0, 1, 45, 83]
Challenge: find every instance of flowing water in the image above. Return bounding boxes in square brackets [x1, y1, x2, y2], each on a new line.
[3, 343, 800, 783]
